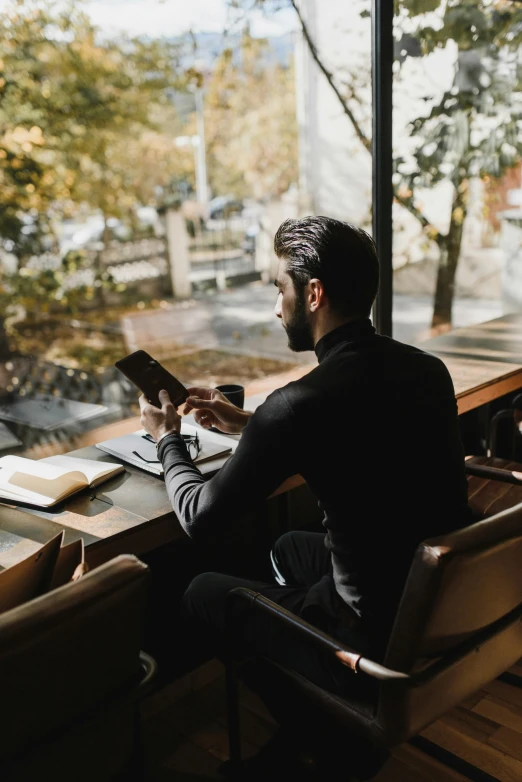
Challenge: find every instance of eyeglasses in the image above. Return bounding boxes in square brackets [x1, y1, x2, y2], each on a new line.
[182, 432, 201, 460]
[132, 431, 201, 464]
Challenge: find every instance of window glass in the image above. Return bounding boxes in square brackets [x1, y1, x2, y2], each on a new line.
[292, 0, 372, 231]
[393, 1, 522, 345]
[0, 0, 307, 461]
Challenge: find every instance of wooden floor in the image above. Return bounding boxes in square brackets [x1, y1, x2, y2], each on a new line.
[141, 657, 522, 781]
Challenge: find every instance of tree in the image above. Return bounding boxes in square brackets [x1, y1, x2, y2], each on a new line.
[102, 105, 196, 225]
[203, 33, 298, 200]
[176, 31, 298, 202]
[230, 0, 522, 331]
[56, 25, 189, 236]
[395, 0, 522, 328]
[0, 0, 191, 356]
[0, 0, 189, 259]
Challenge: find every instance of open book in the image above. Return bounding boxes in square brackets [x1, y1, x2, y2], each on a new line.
[0, 454, 124, 507]
[96, 423, 236, 477]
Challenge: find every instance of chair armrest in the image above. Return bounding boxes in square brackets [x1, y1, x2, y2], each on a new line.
[226, 587, 409, 682]
[465, 461, 522, 485]
[138, 651, 157, 698]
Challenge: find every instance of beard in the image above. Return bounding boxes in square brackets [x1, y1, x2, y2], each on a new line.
[284, 287, 314, 352]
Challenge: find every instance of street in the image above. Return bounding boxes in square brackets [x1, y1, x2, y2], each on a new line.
[123, 280, 507, 366]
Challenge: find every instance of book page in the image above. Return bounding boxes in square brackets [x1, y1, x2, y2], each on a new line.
[0, 483, 84, 507]
[0, 455, 87, 504]
[7, 471, 87, 503]
[41, 454, 124, 487]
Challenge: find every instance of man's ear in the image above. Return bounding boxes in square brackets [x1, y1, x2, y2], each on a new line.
[308, 278, 325, 313]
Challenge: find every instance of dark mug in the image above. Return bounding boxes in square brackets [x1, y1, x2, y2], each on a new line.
[215, 384, 245, 409]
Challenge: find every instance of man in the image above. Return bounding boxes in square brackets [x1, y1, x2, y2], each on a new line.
[140, 216, 472, 778]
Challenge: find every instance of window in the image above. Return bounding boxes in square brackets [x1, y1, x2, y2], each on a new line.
[392, 0, 522, 344]
[0, 0, 306, 460]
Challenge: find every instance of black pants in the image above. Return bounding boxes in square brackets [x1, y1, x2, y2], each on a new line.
[140, 510, 276, 681]
[182, 531, 375, 718]
[182, 532, 389, 777]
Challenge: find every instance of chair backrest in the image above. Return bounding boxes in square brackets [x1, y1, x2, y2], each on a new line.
[376, 503, 522, 745]
[384, 501, 522, 673]
[488, 392, 522, 459]
[0, 554, 149, 762]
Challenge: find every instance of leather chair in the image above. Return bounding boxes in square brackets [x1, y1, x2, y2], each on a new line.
[224, 501, 522, 780]
[486, 391, 522, 461]
[0, 553, 156, 782]
[466, 454, 522, 519]
[465, 391, 522, 518]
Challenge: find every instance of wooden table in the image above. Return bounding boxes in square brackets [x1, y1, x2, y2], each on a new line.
[2, 312, 522, 571]
[419, 312, 522, 414]
[0, 445, 189, 572]
[0, 402, 301, 572]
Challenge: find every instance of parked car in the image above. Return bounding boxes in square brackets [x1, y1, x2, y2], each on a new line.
[207, 196, 244, 220]
[58, 215, 131, 255]
[241, 223, 259, 256]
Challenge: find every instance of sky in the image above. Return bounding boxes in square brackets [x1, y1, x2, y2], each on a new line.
[83, 0, 297, 39]
[0, 0, 297, 37]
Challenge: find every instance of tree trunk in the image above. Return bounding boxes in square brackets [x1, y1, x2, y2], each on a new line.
[431, 180, 468, 331]
[92, 215, 112, 308]
[0, 317, 12, 361]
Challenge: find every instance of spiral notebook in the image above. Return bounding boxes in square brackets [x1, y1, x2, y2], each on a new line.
[95, 424, 236, 476]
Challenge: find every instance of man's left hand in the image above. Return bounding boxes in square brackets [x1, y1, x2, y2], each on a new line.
[139, 389, 181, 442]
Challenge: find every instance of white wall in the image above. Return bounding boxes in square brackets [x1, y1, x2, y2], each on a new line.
[294, 0, 372, 227]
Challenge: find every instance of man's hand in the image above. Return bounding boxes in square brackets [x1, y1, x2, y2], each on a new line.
[139, 389, 181, 442]
[183, 386, 251, 434]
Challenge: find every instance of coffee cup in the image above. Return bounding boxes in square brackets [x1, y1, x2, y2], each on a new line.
[215, 384, 245, 409]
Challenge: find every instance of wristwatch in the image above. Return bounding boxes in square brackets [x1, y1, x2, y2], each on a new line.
[155, 430, 181, 451]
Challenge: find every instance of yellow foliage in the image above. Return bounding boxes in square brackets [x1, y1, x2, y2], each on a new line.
[0, 0, 189, 255]
[452, 207, 464, 225]
[201, 32, 298, 199]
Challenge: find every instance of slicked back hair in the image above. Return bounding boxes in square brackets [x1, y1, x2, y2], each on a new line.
[273, 216, 379, 318]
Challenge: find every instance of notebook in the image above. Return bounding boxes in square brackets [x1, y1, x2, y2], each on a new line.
[95, 423, 235, 476]
[0, 454, 124, 507]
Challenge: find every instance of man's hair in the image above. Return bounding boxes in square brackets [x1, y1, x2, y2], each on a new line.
[273, 216, 379, 318]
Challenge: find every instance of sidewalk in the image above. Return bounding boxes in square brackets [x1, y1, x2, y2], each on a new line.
[120, 281, 316, 365]
[121, 280, 505, 362]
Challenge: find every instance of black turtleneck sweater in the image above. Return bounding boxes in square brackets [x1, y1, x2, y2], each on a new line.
[158, 319, 472, 638]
